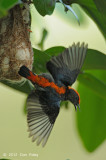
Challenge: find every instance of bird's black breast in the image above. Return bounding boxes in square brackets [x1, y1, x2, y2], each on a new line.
[38, 88, 61, 106]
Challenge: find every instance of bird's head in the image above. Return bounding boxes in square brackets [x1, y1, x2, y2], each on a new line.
[66, 87, 80, 110]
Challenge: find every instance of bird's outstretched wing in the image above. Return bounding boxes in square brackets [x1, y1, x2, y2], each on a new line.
[27, 89, 60, 147]
[46, 42, 88, 86]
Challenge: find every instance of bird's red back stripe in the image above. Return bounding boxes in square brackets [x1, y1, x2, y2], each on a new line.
[27, 71, 66, 94]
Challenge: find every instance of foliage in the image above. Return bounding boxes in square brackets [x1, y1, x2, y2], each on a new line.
[0, 159, 11, 160]
[37, 28, 48, 50]
[0, 0, 106, 153]
[0, 0, 17, 17]
[33, 0, 56, 16]
[74, 0, 106, 38]
[77, 70, 106, 152]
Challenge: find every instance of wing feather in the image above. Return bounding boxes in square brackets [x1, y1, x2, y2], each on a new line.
[27, 90, 60, 147]
[46, 42, 88, 86]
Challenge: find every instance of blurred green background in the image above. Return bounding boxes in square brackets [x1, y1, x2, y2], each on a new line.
[0, 1, 106, 160]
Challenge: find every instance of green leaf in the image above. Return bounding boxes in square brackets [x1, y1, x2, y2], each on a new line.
[0, 0, 18, 10]
[78, 72, 106, 100]
[33, 48, 50, 73]
[0, 159, 11, 160]
[33, 0, 56, 16]
[0, 80, 33, 94]
[37, 28, 48, 50]
[87, 70, 106, 83]
[0, 0, 18, 17]
[73, 0, 106, 38]
[33, 46, 65, 73]
[23, 98, 27, 114]
[93, 0, 106, 15]
[82, 49, 106, 70]
[77, 70, 106, 152]
[45, 46, 65, 56]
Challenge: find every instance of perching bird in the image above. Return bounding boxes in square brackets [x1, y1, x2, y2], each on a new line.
[18, 42, 88, 147]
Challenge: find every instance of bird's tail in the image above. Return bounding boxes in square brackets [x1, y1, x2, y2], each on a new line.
[18, 65, 34, 79]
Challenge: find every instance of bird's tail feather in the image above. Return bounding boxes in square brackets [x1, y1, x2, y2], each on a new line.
[18, 65, 32, 79]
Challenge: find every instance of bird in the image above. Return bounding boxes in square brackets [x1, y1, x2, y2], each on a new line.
[18, 42, 88, 147]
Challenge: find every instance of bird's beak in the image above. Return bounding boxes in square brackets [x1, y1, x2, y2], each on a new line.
[74, 104, 80, 111]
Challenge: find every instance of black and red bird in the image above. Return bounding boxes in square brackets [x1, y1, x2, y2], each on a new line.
[18, 42, 88, 147]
